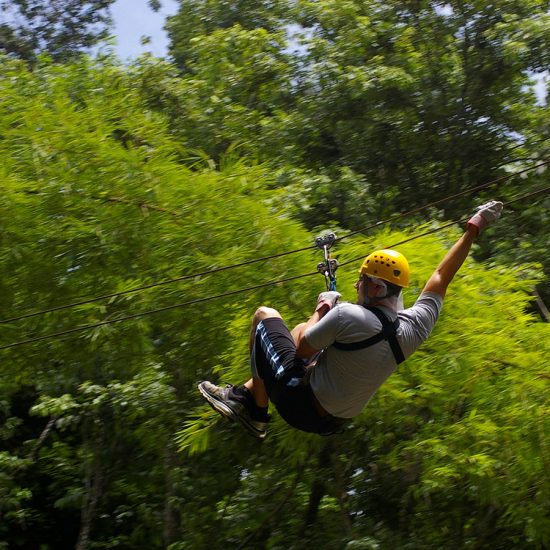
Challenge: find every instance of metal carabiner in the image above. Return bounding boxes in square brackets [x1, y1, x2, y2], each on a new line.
[315, 232, 338, 291]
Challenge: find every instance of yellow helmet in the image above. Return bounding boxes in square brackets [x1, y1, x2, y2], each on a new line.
[360, 249, 410, 287]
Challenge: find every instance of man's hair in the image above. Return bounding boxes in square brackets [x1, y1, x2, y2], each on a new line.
[385, 281, 402, 298]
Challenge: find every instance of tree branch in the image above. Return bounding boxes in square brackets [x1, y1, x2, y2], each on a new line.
[27, 416, 57, 461]
[531, 288, 550, 322]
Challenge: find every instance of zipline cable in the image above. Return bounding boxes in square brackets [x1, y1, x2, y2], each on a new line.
[2, 182, 548, 351]
[338, 219, 466, 268]
[339, 183, 550, 267]
[337, 160, 549, 242]
[1, 160, 547, 325]
[503, 183, 550, 205]
[0, 245, 315, 324]
[0, 271, 317, 350]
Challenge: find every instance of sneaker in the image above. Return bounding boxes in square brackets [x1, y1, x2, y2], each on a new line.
[198, 381, 268, 439]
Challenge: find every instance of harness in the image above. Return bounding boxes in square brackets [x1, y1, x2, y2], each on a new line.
[332, 305, 405, 364]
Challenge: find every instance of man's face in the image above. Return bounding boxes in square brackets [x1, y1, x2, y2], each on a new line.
[355, 274, 367, 304]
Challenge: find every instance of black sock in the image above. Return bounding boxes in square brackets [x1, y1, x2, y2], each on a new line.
[230, 386, 269, 422]
[251, 404, 270, 422]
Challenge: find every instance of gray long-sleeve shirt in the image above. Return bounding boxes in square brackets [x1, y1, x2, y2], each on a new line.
[305, 292, 443, 418]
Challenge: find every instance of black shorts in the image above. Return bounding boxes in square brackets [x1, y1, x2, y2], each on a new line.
[252, 317, 345, 435]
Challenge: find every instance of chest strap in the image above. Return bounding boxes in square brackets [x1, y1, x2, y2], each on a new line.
[332, 306, 405, 364]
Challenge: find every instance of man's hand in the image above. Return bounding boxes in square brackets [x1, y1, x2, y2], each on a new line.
[292, 291, 340, 356]
[467, 200, 504, 235]
[315, 291, 341, 314]
[424, 200, 503, 298]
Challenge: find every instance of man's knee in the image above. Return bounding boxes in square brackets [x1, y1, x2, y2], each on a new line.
[253, 306, 282, 323]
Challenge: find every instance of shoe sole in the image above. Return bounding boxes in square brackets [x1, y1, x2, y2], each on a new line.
[198, 383, 266, 439]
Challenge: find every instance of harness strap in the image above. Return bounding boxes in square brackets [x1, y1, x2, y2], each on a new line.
[332, 306, 406, 364]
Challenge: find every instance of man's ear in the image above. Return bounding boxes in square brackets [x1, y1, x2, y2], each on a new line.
[369, 281, 387, 298]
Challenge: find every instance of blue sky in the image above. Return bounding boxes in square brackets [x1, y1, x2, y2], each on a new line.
[109, 0, 179, 59]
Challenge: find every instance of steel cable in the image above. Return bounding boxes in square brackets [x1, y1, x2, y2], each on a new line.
[2, 159, 547, 325]
[1, 182, 548, 351]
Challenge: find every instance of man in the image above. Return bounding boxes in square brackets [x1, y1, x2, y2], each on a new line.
[199, 201, 503, 438]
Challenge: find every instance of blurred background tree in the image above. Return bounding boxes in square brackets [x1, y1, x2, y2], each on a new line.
[160, 0, 550, 302]
[0, 0, 549, 548]
[0, 0, 116, 62]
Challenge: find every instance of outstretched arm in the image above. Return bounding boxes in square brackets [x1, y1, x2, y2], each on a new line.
[423, 201, 503, 298]
[423, 225, 477, 298]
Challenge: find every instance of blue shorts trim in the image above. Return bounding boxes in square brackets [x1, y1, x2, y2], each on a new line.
[251, 317, 344, 435]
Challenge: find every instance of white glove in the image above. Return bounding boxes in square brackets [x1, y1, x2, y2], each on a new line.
[315, 291, 341, 313]
[467, 200, 503, 235]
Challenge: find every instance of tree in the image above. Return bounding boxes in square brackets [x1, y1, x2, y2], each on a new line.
[166, 0, 291, 71]
[0, 54, 317, 548]
[0, 0, 116, 62]
[284, 0, 549, 206]
[0, 0, 549, 545]
[161, 0, 549, 221]
[157, 0, 296, 163]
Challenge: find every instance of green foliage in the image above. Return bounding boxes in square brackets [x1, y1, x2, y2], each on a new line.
[157, 0, 550, 300]
[174, 408, 218, 456]
[0, 0, 549, 546]
[0, 54, 320, 548]
[0, 0, 116, 63]
[166, 0, 291, 70]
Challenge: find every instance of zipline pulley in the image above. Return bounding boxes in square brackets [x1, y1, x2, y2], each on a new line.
[315, 232, 338, 291]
